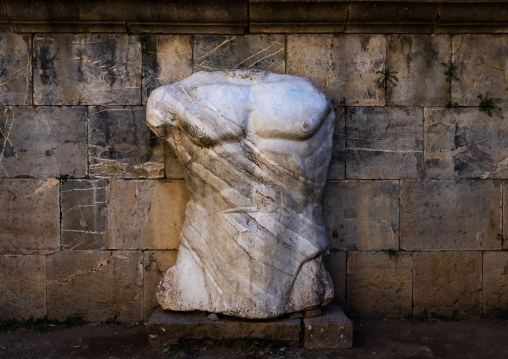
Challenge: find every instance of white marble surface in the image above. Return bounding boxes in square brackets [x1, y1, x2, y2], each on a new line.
[147, 70, 335, 318]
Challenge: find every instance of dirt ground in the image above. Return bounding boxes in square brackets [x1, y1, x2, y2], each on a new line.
[0, 314, 507, 359]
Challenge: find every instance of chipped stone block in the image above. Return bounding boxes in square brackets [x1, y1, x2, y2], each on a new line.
[88, 106, 164, 178]
[147, 307, 301, 348]
[0, 179, 59, 254]
[424, 108, 508, 179]
[0, 33, 31, 105]
[328, 108, 345, 180]
[387, 35, 451, 106]
[142, 35, 192, 104]
[323, 181, 399, 251]
[413, 251, 482, 315]
[143, 251, 178, 320]
[287, 34, 385, 106]
[483, 251, 508, 313]
[46, 250, 143, 322]
[164, 143, 185, 179]
[325, 251, 346, 306]
[303, 305, 352, 349]
[193, 35, 285, 74]
[346, 107, 424, 179]
[61, 179, 108, 250]
[452, 35, 508, 109]
[109, 180, 188, 250]
[347, 252, 412, 317]
[0, 255, 46, 320]
[400, 180, 501, 250]
[0, 106, 87, 178]
[33, 34, 141, 105]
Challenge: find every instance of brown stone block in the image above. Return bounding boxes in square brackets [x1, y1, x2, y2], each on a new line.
[323, 180, 399, 251]
[142, 35, 192, 105]
[328, 108, 345, 180]
[0, 33, 31, 105]
[47, 250, 143, 322]
[0, 106, 87, 178]
[505, 181, 507, 241]
[88, 107, 164, 178]
[387, 35, 451, 106]
[400, 180, 502, 250]
[324, 251, 346, 306]
[483, 251, 508, 313]
[413, 251, 482, 315]
[61, 179, 108, 250]
[303, 305, 352, 349]
[143, 250, 178, 320]
[33, 34, 141, 105]
[346, 107, 424, 179]
[148, 307, 301, 348]
[193, 35, 285, 74]
[0, 179, 59, 254]
[347, 252, 412, 317]
[164, 144, 185, 179]
[452, 35, 508, 109]
[424, 108, 508, 179]
[109, 180, 188, 250]
[0, 254, 46, 320]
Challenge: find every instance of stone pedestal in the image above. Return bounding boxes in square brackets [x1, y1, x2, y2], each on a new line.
[303, 305, 353, 349]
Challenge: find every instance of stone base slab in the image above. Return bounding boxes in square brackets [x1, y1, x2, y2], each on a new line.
[304, 305, 353, 349]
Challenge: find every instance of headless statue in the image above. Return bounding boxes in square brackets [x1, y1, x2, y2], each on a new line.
[147, 70, 335, 319]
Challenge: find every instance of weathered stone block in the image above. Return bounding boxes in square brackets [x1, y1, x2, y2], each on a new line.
[287, 34, 386, 106]
[0, 179, 59, 254]
[142, 35, 192, 104]
[347, 252, 412, 317]
[323, 181, 399, 251]
[346, 107, 424, 179]
[143, 250, 178, 320]
[0, 255, 46, 320]
[61, 179, 108, 250]
[505, 181, 507, 239]
[0, 33, 31, 105]
[413, 251, 482, 315]
[33, 34, 141, 105]
[424, 108, 508, 179]
[46, 250, 143, 322]
[325, 251, 346, 306]
[148, 307, 301, 348]
[109, 180, 188, 250]
[483, 251, 508, 313]
[452, 35, 508, 109]
[387, 35, 451, 106]
[164, 143, 185, 179]
[0, 106, 87, 178]
[193, 35, 285, 73]
[88, 106, 164, 178]
[400, 180, 501, 250]
[328, 108, 345, 180]
[303, 305, 353, 349]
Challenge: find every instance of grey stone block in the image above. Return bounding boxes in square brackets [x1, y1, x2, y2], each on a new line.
[61, 179, 108, 250]
[424, 107, 508, 179]
[0, 106, 87, 178]
[387, 35, 451, 106]
[0, 179, 59, 254]
[193, 35, 285, 74]
[452, 35, 508, 109]
[505, 181, 507, 239]
[327, 108, 345, 180]
[483, 251, 508, 313]
[147, 307, 301, 348]
[323, 180, 399, 251]
[0, 254, 46, 320]
[164, 143, 185, 179]
[88, 106, 164, 178]
[303, 305, 352, 349]
[287, 34, 386, 106]
[0, 33, 31, 105]
[347, 252, 412, 317]
[400, 180, 502, 250]
[109, 180, 188, 250]
[346, 107, 424, 179]
[142, 35, 192, 104]
[324, 251, 346, 306]
[413, 251, 482, 315]
[46, 250, 143, 322]
[33, 34, 141, 105]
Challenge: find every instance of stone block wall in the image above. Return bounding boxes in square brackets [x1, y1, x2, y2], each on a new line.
[1, 1, 508, 321]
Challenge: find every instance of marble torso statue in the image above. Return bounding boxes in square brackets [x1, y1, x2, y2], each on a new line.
[147, 70, 335, 319]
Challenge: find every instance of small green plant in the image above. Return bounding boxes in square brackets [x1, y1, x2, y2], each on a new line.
[430, 310, 458, 322]
[136, 33, 149, 54]
[105, 315, 120, 325]
[56, 174, 72, 185]
[498, 233, 507, 249]
[334, 25, 348, 37]
[445, 100, 458, 109]
[478, 93, 502, 117]
[441, 61, 459, 82]
[376, 67, 398, 90]
[384, 249, 399, 262]
[404, 309, 429, 324]
[448, 31, 455, 37]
